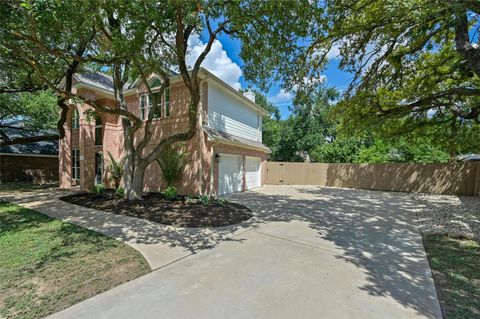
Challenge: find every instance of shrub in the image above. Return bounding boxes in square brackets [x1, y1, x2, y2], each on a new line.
[199, 195, 209, 205]
[107, 152, 124, 190]
[115, 187, 124, 197]
[94, 184, 105, 194]
[215, 197, 226, 205]
[162, 186, 177, 201]
[156, 144, 189, 187]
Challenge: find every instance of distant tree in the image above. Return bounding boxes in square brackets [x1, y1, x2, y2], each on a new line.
[0, 90, 57, 130]
[274, 87, 338, 161]
[310, 137, 364, 163]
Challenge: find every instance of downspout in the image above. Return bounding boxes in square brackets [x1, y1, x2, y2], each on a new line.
[210, 143, 215, 196]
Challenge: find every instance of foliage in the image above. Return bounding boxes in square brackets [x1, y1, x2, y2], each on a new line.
[355, 139, 449, 163]
[94, 184, 105, 194]
[0, 201, 148, 319]
[215, 197, 226, 206]
[272, 86, 338, 161]
[240, 1, 480, 154]
[107, 152, 124, 190]
[162, 186, 177, 201]
[156, 144, 189, 187]
[115, 187, 124, 198]
[311, 137, 364, 163]
[324, 1, 480, 149]
[0, 90, 58, 130]
[199, 195, 210, 206]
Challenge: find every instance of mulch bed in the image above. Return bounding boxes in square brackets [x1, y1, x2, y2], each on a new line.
[60, 190, 252, 228]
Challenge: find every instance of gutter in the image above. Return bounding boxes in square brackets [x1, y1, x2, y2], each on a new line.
[0, 152, 58, 158]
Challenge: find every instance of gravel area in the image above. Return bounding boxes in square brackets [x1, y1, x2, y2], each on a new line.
[412, 193, 480, 240]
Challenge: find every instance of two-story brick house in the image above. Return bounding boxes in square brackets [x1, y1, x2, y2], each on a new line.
[59, 68, 269, 195]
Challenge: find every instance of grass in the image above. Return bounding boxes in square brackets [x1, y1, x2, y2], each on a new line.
[0, 182, 58, 193]
[0, 201, 150, 319]
[423, 235, 480, 319]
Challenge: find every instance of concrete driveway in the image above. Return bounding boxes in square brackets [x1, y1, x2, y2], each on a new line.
[45, 185, 441, 319]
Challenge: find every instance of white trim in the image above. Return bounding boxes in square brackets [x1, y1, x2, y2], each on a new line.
[212, 139, 270, 153]
[200, 69, 267, 115]
[0, 153, 57, 158]
[72, 69, 267, 115]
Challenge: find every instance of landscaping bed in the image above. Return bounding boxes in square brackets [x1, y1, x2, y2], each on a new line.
[0, 201, 149, 319]
[60, 190, 253, 227]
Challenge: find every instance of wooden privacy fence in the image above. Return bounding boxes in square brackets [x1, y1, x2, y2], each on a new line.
[265, 162, 480, 196]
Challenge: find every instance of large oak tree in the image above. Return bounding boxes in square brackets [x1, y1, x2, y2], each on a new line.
[1, 0, 313, 199]
[244, 0, 480, 156]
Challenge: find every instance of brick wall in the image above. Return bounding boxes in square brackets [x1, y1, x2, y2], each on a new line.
[59, 76, 269, 195]
[1, 155, 58, 183]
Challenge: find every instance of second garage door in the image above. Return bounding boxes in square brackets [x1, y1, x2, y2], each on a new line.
[218, 154, 243, 195]
[245, 156, 261, 189]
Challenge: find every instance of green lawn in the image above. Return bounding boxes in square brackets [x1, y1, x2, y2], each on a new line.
[0, 201, 150, 319]
[423, 235, 480, 319]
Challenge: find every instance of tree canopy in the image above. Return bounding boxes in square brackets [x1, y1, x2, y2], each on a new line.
[243, 0, 480, 155]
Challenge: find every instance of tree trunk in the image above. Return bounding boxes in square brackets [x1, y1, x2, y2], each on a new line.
[122, 119, 145, 200]
[127, 164, 145, 200]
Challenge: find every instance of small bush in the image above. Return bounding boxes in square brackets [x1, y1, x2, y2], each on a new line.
[215, 197, 226, 205]
[94, 184, 105, 194]
[162, 186, 178, 201]
[156, 144, 189, 187]
[115, 187, 124, 197]
[199, 195, 210, 205]
[107, 152, 124, 190]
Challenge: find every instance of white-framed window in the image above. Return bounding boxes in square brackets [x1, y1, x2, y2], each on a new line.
[164, 87, 170, 117]
[148, 92, 161, 118]
[72, 108, 79, 129]
[140, 95, 146, 120]
[72, 149, 80, 180]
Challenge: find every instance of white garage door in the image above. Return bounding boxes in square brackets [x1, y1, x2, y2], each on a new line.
[218, 154, 243, 195]
[246, 156, 261, 189]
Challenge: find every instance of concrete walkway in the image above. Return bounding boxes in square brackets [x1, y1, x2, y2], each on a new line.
[2, 185, 442, 318]
[0, 189, 248, 270]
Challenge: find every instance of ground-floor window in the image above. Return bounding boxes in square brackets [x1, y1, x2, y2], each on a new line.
[95, 152, 103, 185]
[72, 149, 80, 180]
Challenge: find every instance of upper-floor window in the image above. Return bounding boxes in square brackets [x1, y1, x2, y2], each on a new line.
[72, 108, 79, 129]
[140, 95, 146, 120]
[149, 77, 162, 88]
[95, 116, 103, 145]
[148, 92, 162, 118]
[138, 79, 170, 121]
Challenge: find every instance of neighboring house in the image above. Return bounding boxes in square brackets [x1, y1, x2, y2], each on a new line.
[0, 119, 59, 183]
[59, 68, 269, 195]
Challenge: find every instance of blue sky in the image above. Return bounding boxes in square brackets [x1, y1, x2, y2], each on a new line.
[193, 30, 352, 119]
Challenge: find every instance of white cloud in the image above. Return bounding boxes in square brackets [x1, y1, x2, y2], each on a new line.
[326, 43, 341, 60]
[186, 34, 242, 90]
[268, 75, 327, 107]
[268, 89, 293, 105]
